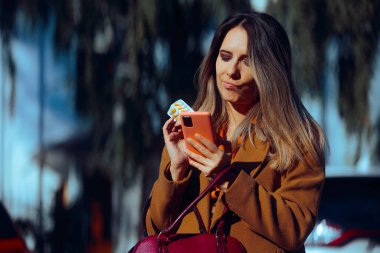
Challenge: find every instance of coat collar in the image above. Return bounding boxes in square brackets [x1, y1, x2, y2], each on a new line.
[232, 134, 269, 164]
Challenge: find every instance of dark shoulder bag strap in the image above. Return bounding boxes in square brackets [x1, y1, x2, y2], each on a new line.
[160, 166, 232, 236]
[141, 197, 152, 237]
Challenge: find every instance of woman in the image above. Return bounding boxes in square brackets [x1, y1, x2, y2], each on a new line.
[145, 12, 326, 253]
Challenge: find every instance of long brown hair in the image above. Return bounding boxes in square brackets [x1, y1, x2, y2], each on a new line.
[193, 12, 326, 171]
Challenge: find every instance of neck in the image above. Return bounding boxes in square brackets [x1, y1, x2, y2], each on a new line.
[225, 102, 251, 140]
[227, 102, 251, 125]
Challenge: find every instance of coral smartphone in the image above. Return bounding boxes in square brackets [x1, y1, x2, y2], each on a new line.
[180, 112, 215, 158]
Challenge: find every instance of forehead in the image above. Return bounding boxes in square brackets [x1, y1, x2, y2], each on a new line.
[220, 26, 248, 54]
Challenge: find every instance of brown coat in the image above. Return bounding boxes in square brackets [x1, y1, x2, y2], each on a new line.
[146, 135, 325, 253]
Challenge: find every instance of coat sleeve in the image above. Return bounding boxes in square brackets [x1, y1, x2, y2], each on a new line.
[224, 160, 325, 251]
[145, 147, 193, 234]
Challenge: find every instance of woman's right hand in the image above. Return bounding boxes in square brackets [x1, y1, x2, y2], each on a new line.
[162, 117, 189, 181]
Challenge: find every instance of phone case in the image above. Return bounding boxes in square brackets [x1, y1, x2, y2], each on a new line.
[180, 112, 215, 158]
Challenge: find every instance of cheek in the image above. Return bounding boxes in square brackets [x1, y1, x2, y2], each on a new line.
[215, 59, 223, 77]
[216, 78, 223, 94]
[241, 67, 255, 83]
[215, 62, 223, 87]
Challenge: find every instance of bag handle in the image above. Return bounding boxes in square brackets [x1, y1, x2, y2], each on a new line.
[160, 166, 232, 236]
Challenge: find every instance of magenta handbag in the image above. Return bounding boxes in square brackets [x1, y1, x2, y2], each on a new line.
[128, 167, 247, 253]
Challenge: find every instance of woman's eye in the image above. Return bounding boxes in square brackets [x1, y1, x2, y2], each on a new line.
[242, 58, 249, 66]
[220, 53, 231, 61]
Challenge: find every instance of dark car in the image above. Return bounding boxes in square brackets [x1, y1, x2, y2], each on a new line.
[0, 202, 32, 253]
[306, 170, 380, 253]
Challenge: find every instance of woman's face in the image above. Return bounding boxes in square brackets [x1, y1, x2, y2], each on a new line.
[215, 26, 258, 111]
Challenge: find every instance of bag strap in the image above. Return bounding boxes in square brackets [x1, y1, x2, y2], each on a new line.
[160, 166, 232, 236]
[141, 197, 151, 237]
[193, 207, 207, 234]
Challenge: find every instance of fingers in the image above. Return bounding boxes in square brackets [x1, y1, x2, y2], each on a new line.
[174, 119, 182, 127]
[183, 133, 233, 178]
[184, 137, 224, 177]
[188, 157, 213, 177]
[186, 138, 214, 158]
[194, 134, 219, 153]
[163, 117, 183, 139]
[178, 140, 188, 155]
[184, 143, 215, 174]
[184, 146, 209, 165]
[163, 117, 175, 136]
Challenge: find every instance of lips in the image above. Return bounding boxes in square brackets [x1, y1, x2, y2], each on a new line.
[223, 81, 238, 90]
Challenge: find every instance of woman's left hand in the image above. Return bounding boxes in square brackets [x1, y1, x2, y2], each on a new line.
[184, 134, 231, 178]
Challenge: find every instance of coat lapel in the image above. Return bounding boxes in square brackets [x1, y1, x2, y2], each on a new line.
[209, 134, 270, 231]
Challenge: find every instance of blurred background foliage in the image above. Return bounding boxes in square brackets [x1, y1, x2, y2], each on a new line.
[270, 0, 380, 134]
[2, 0, 379, 181]
[1, 0, 380, 252]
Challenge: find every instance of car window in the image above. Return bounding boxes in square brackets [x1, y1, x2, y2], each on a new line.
[318, 177, 380, 229]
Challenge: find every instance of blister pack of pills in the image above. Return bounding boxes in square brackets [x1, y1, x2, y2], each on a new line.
[167, 99, 194, 121]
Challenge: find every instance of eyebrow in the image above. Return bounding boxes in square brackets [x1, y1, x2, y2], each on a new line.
[219, 49, 231, 54]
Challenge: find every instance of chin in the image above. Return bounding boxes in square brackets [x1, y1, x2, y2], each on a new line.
[224, 98, 245, 105]
[222, 96, 256, 109]
[220, 92, 238, 101]
[222, 96, 239, 103]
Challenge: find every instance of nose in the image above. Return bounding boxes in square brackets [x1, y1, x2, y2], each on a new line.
[227, 61, 240, 80]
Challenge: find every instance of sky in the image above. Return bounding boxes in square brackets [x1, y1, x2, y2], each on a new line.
[250, 0, 269, 12]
